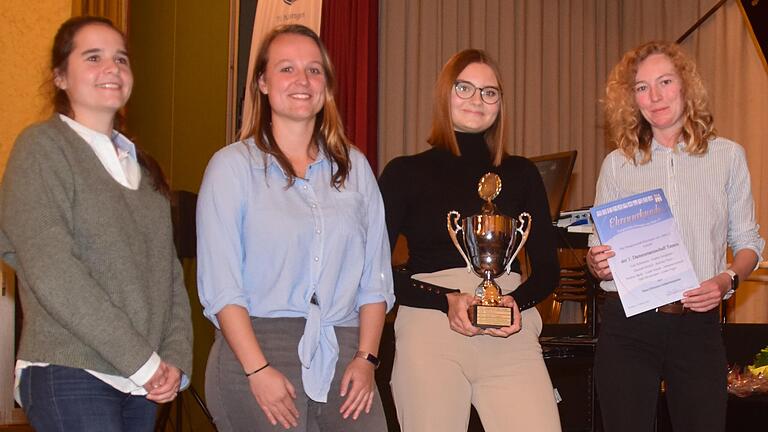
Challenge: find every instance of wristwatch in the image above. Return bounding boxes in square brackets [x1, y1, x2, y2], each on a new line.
[722, 269, 739, 300]
[354, 351, 381, 369]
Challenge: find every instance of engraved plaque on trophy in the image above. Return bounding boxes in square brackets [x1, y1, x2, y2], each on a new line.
[446, 173, 532, 328]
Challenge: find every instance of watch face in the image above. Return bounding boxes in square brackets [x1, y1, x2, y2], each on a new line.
[355, 351, 380, 368]
[365, 353, 381, 368]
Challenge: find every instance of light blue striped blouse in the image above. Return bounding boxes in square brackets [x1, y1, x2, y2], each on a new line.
[589, 137, 764, 292]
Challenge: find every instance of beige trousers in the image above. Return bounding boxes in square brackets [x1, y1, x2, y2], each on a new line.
[391, 305, 561, 432]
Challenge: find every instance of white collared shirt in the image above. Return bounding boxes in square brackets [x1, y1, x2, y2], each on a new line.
[58, 114, 142, 189]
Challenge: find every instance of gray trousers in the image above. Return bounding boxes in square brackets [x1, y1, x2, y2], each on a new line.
[205, 317, 387, 432]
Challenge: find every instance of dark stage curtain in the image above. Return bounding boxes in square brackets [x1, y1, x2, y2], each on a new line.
[321, 0, 379, 171]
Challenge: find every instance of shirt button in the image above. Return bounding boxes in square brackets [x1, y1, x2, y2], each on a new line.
[315, 229, 321, 234]
[314, 257, 319, 262]
[310, 203, 317, 209]
[303, 185, 308, 190]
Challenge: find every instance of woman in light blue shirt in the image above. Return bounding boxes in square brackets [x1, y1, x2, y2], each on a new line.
[197, 24, 394, 431]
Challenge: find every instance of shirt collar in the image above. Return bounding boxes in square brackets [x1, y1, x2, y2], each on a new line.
[651, 137, 685, 153]
[245, 136, 330, 178]
[58, 114, 138, 162]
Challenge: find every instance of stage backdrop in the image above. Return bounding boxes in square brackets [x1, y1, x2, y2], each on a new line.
[240, 0, 323, 139]
[379, 0, 768, 322]
[739, 0, 767, 72]
[237, 0, 379, 168]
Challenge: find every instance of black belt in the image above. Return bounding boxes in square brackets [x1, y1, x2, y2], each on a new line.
[393, 266, 460, 297]
[603, 291, 686, 314]
[409, 278, 460, 296]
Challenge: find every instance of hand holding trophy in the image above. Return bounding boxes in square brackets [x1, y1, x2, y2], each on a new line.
[447, 173, 531, 328]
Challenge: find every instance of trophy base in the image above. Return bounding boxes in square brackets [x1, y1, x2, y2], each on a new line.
[470, 304, 512, 328]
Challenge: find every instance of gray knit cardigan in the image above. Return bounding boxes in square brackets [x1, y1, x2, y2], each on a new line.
[0, 115, 193, 379]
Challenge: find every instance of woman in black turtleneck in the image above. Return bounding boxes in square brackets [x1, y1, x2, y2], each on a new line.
[379, 49, 561, 432]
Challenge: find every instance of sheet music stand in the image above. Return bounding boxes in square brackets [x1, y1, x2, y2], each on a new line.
[529, 150, 577, 222]
[530, 151, 599, 336]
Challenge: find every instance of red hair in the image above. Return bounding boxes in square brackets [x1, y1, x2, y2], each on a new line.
[428, 49, 507, 166]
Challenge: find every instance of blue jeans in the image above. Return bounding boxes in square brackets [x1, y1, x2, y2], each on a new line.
[19, 365, 158, 432]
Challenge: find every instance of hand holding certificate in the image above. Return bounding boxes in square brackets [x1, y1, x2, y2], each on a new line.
[590, 189, 699, 316]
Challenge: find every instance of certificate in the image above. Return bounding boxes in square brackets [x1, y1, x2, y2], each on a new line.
[590, 189, 699, 316]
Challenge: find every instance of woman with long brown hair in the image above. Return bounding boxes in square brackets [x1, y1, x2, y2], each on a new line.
[379, 49, 561, 432]
[0, 16, 193, 431]
[197, 24, 394, 431]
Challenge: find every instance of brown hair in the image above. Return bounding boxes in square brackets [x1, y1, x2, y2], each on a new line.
[240, 24, 351, 188]
[51, 16, 170, 197]
[427, 49, 507, 166]
[603, 40, 715, 164]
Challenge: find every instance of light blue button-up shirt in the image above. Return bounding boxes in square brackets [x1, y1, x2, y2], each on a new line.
[197, 139, 394, 402]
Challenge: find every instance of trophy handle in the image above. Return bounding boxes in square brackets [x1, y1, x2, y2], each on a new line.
[505, 212, 532, 274]
[447, 211, 473, 273]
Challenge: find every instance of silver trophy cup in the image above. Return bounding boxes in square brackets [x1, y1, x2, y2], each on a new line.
[446, 173, 532, 328]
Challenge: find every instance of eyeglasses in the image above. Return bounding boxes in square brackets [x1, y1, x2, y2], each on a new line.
[454, 81, 502, 104]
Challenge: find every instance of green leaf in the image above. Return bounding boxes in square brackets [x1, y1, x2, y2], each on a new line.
[753, 347, 768, 368]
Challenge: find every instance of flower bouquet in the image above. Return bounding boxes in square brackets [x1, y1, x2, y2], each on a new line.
[728, 346, 768, 397]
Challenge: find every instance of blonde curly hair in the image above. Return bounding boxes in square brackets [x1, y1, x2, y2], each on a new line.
[603, 41, 715, 164]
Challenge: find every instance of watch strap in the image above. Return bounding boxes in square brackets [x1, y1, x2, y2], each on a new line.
[723, 269, 738, 300]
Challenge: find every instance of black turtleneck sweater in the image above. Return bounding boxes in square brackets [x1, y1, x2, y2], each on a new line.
[379, 132, 559, 313]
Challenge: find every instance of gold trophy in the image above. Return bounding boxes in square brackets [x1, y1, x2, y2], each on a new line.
[447, 173, 532, 328]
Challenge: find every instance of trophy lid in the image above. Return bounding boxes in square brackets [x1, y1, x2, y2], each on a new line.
[478, 172, 501, 214]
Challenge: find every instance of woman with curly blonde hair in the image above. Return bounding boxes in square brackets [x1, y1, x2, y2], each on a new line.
[587, 41, 763, 432]
[604, 41, 715, 163]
